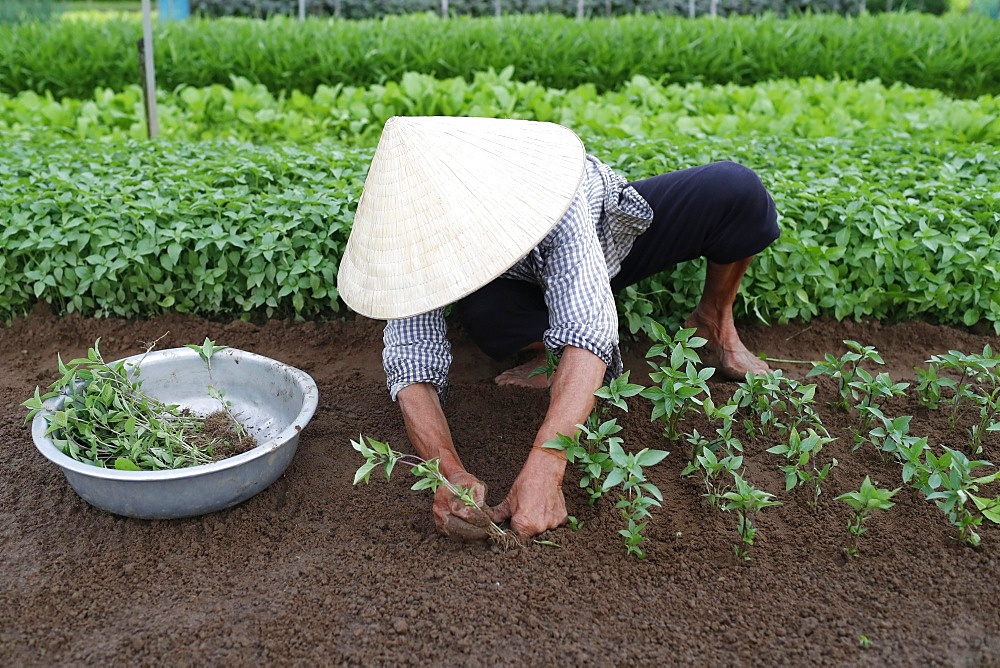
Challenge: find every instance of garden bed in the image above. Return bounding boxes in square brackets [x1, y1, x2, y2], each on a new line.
[1, 304, 998, 664]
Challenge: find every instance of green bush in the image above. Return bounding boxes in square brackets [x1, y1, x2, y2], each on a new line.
[190, 0, 947, 17]
[0, 0, 58, 24]
[1, 14, 996, 99]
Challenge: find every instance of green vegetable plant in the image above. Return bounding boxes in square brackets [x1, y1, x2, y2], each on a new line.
[766, 428, 838, 507]
[807, 340, 887, 411]
[849, 371, 910, 450]
[640, 324, 714, 441]
[730, 369, 824, 439]
[835, 476, 900, 557]
[921, 447, 999, 547]
[351, 434, 518, 549]
[721, 472, 781, 562]
[183, 337, 247, 441]
[916, 347, 1000, 454]
[22, 338, 242, 471]
[682, 420, 743, 508]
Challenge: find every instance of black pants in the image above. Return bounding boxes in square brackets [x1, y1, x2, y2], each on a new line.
[454, 161, 780, 360]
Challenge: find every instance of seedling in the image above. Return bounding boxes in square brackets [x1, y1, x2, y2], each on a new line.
[641, 324, 714, 441]
[807, 340, 885, 411]
[922, 447, 999, 547]
[916, 347, 1000, 453]
[731, 369, 824, 438]
[835, 476, 900, 557]
[351, 434, 518, 549]
[545, 424, 668, 558]
[721, 472, 781, 562]
[23, 338, 248, 471]
[848, 371, 909, 448]
[766, 427, 837, 506]
[594, 370, 645, 413]
[528, 348, 560, 381]
[683, 424, 743, 508]
[184, 337, 247, 441]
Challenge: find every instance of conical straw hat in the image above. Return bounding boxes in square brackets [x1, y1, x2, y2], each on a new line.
[337, 115, 586, 320]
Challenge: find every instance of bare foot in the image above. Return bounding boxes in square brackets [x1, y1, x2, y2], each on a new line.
[495, 352, 550, 388]
[685, 309, 769, 381]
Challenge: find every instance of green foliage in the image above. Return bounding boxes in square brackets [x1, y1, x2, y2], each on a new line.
[721, 472, 781, 562]
[0, 136, 362, 322]
[351, 434, 516, 545]
[917, 346, 1000, 453]
[4, 73, 999, 146]
[835, 475, 899, 557]
[808, 340, 886, 411]
[641, 324, 715, 441]
[2, 14, 999, 100]
[22, 338, 239, 470]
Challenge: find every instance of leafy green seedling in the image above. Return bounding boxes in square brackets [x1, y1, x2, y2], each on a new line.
[594, 370, 645, 413]
[351, 434, 518, 549]
[835, 476, 899, 557]
[641, 324, 714, 441]
[184, 337, 246, 440]
[721, 472, 781, 562]
[807, 340, 885, 411]
[922, 447, 999, 547]
[683, 426, 743, 508]
[528, 348, 560, 381]
[766, 427, 837, 506]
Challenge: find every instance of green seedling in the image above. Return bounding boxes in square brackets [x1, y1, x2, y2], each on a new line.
[848, 371, 909, 448]
[351, 434, 518, 549]
[641, 324, 714, 441]
[766, 427, 837, 506]
[835, 476, 900, 557]
[922, 447, 999, 547]
[807, 340, 885, 411]
[528, 348, 560, 381]
[567, 515, 584, 531]
[683, 425, 743, 508]
[184, 337, 247, 440]
[23, 338, 243, 471]
[545, 425, 668, 558]
[721, 472, 781, 562]
[546, 418, 620, 505]
[867, 413, 930, 483]
[594, 370, 645, 413]
[731, 369, 825, 438]
[916, 347, 1000, 453]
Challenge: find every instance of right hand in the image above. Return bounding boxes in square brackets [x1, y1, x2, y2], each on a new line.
[433, 470, 493, 542]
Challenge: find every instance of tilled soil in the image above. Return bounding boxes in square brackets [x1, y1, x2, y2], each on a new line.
[2, 304, 999, 666]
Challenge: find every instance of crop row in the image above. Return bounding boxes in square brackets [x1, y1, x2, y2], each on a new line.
[2, 13, 999, 99]
[1, 131, 997, 331]
[3, 73, 998, 146]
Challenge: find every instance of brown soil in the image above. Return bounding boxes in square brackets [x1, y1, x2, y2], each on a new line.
[2, 304, 999, 666]
[199, 410, 257, 460]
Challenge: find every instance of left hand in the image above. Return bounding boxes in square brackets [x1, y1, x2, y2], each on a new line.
[490, 448, 567, 539]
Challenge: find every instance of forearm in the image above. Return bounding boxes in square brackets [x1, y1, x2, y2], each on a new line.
[533, 346, 607, 453]
[397, 383, 466, 478]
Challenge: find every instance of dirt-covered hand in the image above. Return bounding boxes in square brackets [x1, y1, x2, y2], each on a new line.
[490, 450, 567, 539]
[433, 471, 493, 542]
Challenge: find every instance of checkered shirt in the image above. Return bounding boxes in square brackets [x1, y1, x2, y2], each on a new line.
[383, 155, 654, 400]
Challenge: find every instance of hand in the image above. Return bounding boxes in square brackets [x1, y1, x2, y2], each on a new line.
[491, 449, 567, 539]
[433, 470, 493, 542]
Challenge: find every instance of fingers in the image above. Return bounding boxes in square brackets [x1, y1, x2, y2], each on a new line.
[490, 497, 512, 524]
[440, 514, 492, 542]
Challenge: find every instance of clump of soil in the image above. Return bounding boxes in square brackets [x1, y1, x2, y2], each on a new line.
[197, 410, 256, 460]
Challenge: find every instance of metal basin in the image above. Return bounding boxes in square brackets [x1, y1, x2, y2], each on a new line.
[30, 347, 319, 519]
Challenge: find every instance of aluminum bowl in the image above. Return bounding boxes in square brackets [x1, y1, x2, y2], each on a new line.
[30, 347, 319, 519]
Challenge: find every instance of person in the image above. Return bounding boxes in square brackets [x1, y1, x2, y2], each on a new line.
[337, 116, 778, 541]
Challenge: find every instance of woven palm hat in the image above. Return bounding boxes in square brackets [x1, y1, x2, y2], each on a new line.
[336, 115, 586, 320]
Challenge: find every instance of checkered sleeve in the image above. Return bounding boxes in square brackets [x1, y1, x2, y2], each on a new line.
[539, 192, 624, 380]
[382, 309, 452, 401]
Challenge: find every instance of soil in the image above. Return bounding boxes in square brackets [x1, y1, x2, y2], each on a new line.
[200, 410, 257, 460]
[2, 303, 1000, 666]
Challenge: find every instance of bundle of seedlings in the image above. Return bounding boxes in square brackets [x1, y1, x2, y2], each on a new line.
[23, 337, 255, 471]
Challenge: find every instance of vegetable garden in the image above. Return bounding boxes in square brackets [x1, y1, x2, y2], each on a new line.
[2, 8, 1000, 665]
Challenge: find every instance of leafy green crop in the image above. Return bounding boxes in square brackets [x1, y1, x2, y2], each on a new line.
[2, 13, 998, 99]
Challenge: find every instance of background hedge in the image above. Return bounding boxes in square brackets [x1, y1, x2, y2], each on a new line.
[1, 14, 996, 99]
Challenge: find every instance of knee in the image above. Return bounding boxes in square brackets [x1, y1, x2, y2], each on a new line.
[707, 161, 773, 214]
